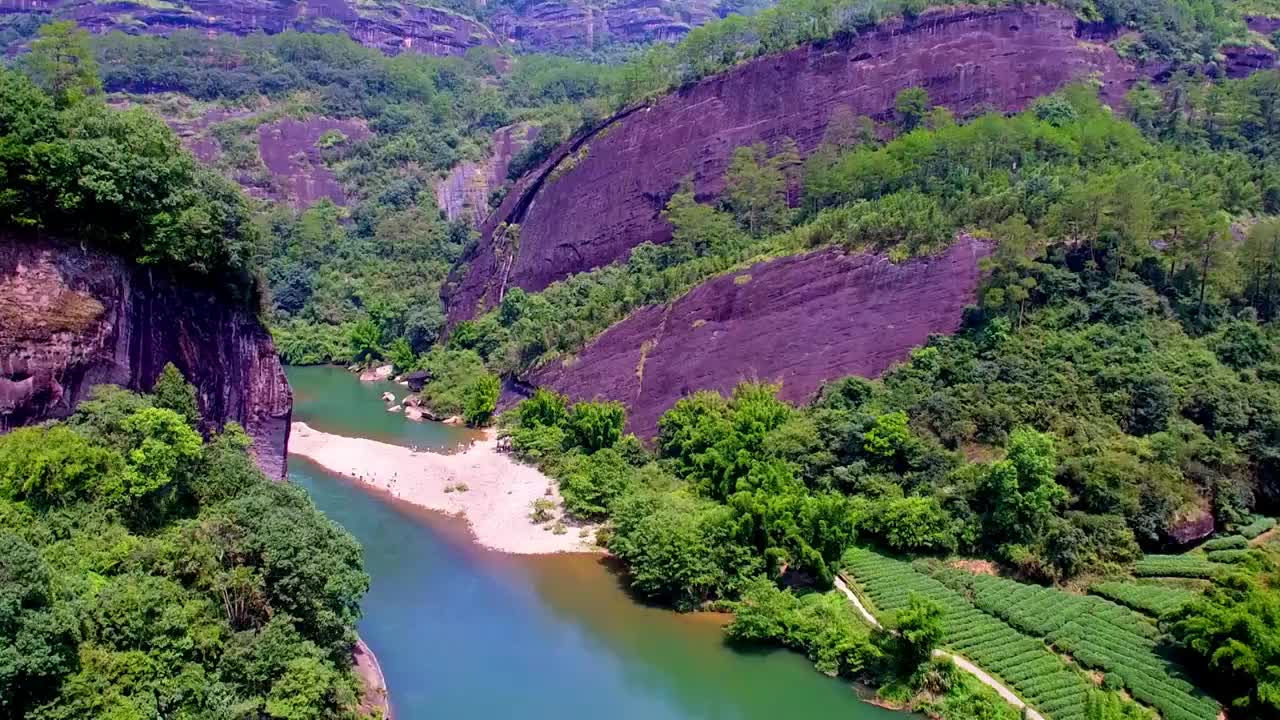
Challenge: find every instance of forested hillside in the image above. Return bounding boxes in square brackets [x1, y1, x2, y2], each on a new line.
[7, 1, 1280, 719]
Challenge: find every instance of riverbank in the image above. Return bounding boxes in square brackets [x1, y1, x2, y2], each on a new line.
[354, 637, 391, 719]
[289, 422, 599, 554]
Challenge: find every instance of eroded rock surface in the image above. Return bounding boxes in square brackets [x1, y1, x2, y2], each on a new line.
[257, 117, 370, 208]
[435, 123, 539, 225]
[1, 0, 498, 56]
[525, 237, 990, 438]
[491, 0, 719, 49]
[0, 234, 292, 478]
[445, 5, 1138, 324]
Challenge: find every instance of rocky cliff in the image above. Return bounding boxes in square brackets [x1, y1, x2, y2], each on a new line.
[525, 237, 990, 438]
[0, 0, 499, 56]
[435, 123, 538, 224]
[445, 5, 1137, 324]
[490, 0, 719, 50]
[0, 234, 292, 478]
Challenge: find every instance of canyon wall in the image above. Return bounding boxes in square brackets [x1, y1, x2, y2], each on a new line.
[525, 236, 990, 438]
[0, 0, 499, 56]
[0, 234, 292, 478]
[444, 5, 1138, 324]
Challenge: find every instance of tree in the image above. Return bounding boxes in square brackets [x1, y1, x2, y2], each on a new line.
[0, 533, 78, 717]
[387, 337, 416, 374]
[20, 21, 101, 107]
[0, 425, 122, 507]
[723, 143, 789, 236]
[979, 428, 1068, 547]
[567, 400, 626, 452]
[1168, 572, 1280, 716]
[516, 389, 569, 429]
[894, 87, 931, 132]
[348, 317, 383, 364]
[462, 374, 500, 426]
[893, 592, 944, 673]
[150, 362, 200, 428]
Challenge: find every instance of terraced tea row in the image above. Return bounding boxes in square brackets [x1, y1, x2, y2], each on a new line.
[928, 568, 1218, 720]
[1088, 582, 1196, 617]
[1133, 555, 1229, 579]
[841, 549, 1091, 720]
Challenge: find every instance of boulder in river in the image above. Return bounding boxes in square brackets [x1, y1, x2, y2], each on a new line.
[405, 407, 424, 421]
[382, 391, 396, 403]
[442, 415, 464, 425]
[387, 405, 402, 413]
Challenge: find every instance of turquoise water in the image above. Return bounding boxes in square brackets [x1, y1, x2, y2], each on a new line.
[287, 365, 481, 450]
[287, 366, 906, 720]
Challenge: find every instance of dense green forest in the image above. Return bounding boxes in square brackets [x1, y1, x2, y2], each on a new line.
[0, 24, 260, 297]
[0, 367, 370, 719]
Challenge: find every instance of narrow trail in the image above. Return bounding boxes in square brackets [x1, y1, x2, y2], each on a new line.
[833, 575, 1046, 720]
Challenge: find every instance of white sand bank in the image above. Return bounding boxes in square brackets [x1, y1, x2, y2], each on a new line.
[289, 422, 598, 554]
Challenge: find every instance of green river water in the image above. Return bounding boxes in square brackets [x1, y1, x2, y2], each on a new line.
[286, 365, 907, 720]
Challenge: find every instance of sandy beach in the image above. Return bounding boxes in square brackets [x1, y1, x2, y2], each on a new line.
[289, 422, 599, 554]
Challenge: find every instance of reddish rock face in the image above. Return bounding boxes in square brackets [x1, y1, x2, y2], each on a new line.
[525, 237, 990, 438]
[490, 0, 719, 50]
[445, 6, 1138, 324]
[1166, 505, 1215, 546]
[435, 123, 539, 225]
[257, 117, 370, 209]
[0, 234, 292, 478]
[0, 0, 498, 56]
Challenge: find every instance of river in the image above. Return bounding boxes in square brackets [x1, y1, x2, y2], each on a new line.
[286, 365, 906, 720]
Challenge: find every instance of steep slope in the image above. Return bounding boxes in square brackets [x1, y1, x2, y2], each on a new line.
[526, 236, 990, 438]
[490, 0, 722, 49]
[444, 5, 1138, 324]
[0, 234, 292, 478]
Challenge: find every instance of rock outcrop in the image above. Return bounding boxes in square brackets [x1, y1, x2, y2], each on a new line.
[0, 233, 292, 478]
[445, 5, 1138, 324]
[524, 237, 990, 438]
[0, 0, 499, 56]
[257, 117, 371, 208]
[435, 123, 539, 225]
[490, 0, 720, 50]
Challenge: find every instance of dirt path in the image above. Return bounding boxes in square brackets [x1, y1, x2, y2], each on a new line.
[833, 575, 1046, 720]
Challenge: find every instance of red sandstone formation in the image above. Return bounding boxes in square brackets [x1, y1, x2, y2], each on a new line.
[444, 5, 1139, 324]
[0, 233, 293, 478]
[435, 123, 540, 225]
[524, 237, 991, 439]
[257, 117, 371, 208]
[491, 0, 719, 50]
[0, 0, 499, 56]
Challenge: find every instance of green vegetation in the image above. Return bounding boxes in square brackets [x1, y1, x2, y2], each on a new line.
[1135, 555, 1230, 579]
[928, 566, 1219, 720]
[1089, 581, 1198, 617]
[1168, 567, 1280, 716]
[0, 374, 369, 719]
[1202, 535, 1248, 551]
[843, 548, 1097, 720]
[1239, 515, 1277, 539]
[0, 65, 259, 293]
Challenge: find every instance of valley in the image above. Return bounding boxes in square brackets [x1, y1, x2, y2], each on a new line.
[5, 1, 1280, 720]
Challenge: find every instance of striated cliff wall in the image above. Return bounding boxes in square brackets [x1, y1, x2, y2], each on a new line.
[525, 236, 990, 438]
[0, 234, 292, 478]
[491, 0, 719, 50]
[0, 0, 499, 56]
[445, 5, 1137, 324]
[435, 123, 539, 225]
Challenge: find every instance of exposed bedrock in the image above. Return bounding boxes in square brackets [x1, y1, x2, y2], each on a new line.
[257, 116, 371, 208]
[490, 0, 720, 50]
[0, 0, 499, 56]
[435, 123, 539, 225]
[444, 5, 1139, 324]
[523, 236, 991, 438]
[0, 233, 292, 478]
